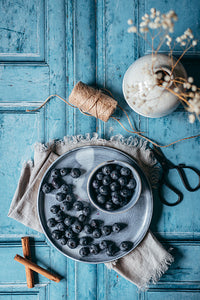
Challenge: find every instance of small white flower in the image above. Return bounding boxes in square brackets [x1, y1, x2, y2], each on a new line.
[164, 75, 170, 82]
[162, 81, 168, 87]
[189, 114, 195, 123]
[166, 41, 171, 47]
[181, 41, 186, 46]
[150, 8, 156, 14]
[128, 26, 137, 33]
[188, 77, 194, 83]
[192, 40, 197, 46]
[176, 37, 181, 43]
[191, 85, 197, 92]
[174, 87, 179, 93]
[127, 19, 133, 25]
[186, 83, 191, 89]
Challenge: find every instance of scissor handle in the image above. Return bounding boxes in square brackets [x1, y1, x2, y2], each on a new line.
[158, 173, 183, 206]
[175, 164, 200, 192]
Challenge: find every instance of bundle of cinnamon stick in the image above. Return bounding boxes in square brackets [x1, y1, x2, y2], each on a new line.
[14, 237, 61, 288]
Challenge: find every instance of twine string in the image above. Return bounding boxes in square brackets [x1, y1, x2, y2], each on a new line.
[26, 93, 200, 148]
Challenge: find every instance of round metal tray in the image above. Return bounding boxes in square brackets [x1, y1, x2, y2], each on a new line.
[37, 146, 153, 263]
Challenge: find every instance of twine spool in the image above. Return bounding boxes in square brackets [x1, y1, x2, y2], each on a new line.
[26, 81, 200, 148]
[69, 81, 117, 122]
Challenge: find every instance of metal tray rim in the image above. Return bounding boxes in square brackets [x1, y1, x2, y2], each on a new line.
[37, 145, 153, 264]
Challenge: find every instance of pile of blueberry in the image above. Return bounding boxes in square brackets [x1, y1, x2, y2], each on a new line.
[90, 163, 137, 211]
[42, 166, 133, 258]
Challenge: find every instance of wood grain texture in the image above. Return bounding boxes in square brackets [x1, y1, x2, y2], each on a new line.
[0, 0, 200, 299]
[21, 237, 34, 288]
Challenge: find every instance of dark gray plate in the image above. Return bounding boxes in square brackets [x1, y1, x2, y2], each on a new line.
[37, 146, 153, 264]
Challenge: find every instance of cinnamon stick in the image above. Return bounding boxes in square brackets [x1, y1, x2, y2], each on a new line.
[14, 254, 61, 283]
[21, 237, 34, 288]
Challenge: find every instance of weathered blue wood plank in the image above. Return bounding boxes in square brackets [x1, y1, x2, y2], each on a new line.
[0, 0, 45, 61]
[45, 0, 66, 141]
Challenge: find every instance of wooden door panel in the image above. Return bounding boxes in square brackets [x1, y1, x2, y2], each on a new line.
[0, 0, 199, 299]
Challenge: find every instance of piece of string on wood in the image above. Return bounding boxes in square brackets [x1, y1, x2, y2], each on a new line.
[26, 93, 200, 148]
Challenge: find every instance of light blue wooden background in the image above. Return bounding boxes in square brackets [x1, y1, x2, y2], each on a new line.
[0, 0, 200, 299]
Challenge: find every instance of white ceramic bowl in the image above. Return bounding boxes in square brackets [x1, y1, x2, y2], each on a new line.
[87, 160, 142, 214]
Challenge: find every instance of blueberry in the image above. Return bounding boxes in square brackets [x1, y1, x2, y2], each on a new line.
[60, 201, 72, 212]
[110, 170, 120, 180]
[112, 223, 121, 233]
[105, 201, 115, 211]
[97, 194, 106, 204]
[56, 192, 66, 202]
[84, 224, 93, 234]
[79, 247, 90, 257]
[120, 188, 132, 198]
[120, 167, 131, 176]
[50, 205, 60, 214]
[92, 179, 101, 189]
[67, 238, 78, 249]
[99, 240, 109, 250]
[96, 171, 104, 181]
[60, 184, 70, 194]
[119, 241, 133, 251]
[51, 169, 59, 178]
[65, 194, 73, 202]
[57, 222, 66, 231]
[82, 206, 91, 216]
[102, 176, 111, 186]
[60, 168, 70, 176]
[70, 168, 81, 178]
[102, 226, 112, 236]
[65, 228, 75, 238]
[106, 243, 118, 256]
[47, 218, 57, 228]
[52, 230, 62, 240]
[127, 178, 136, 190]
[119, 197, 129, 207]
[102, 165, 112, 175]
[64, 215, 74, 226]
[90, 244, 100, 255]
[72, 221, 83, 234]
[51, 178, 62, 189]
[111, 193, 122, 206]
[79, 236, 92, 246]
[118, 177, 128, 186]
[78, 214, 86, 223]
[90, 219, 99, 229]
[99, 185, 110, 196]
[93, 228, 102, 238]
[73, 201, 83, 211]
[110, 181, 120, 192]
[42, 183, 52, 194]
[60, 236, 68, 245]
[55, 211, 65, 222]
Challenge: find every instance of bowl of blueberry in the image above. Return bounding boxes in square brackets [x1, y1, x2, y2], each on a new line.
[87, 160, 142, 213]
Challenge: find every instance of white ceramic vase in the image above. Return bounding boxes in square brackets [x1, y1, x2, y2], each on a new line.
[122, 54, 187, 118]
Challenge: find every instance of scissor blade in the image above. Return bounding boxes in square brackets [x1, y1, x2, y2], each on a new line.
[151, 145, 174, 168]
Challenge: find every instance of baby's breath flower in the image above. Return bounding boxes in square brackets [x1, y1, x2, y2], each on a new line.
[128, 26, 137, 33]
[181, 41, 186, 46]
[162, 81, 168, 87]
[189, 114, 195, 123]
[174, 87, 180, 93]
[192, 85, 197, 92]
[164, 75, 170, 82]
[192, 40, 197, 46]
[156, 72, 163, 80]
[127, 19, 133, 25]
[150, 8, 156, 14]
[176, 37, 181, 43]
[188, 77, 194, 83]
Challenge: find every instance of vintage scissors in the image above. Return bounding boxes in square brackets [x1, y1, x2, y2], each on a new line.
[151, 145, 200, 206]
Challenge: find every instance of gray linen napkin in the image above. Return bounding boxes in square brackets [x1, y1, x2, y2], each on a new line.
[8, 133, 174, 289]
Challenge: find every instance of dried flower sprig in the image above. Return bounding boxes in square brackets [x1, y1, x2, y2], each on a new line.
[127, 8, 199, 122]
